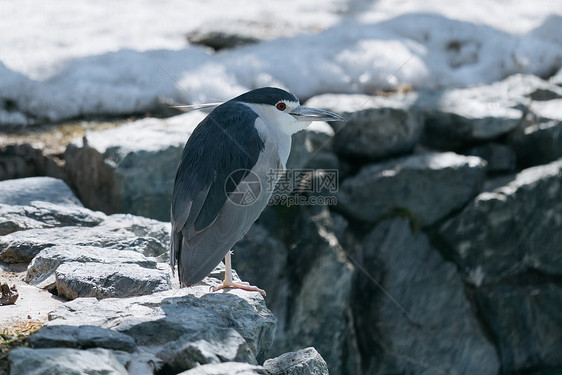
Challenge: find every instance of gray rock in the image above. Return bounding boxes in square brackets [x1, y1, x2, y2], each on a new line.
[475, 277, 562, 374]
[306, 93, 423, 160]
[100, 213, 170, 244]
[0, 211, 169, 263]
[438, 158, 562, 286]
[28, 325, 137, 352]
[187, 20, 306, 51]
[337, 152, 486, 226]
[64, 112, 204, 221]
[420, 74, 562, 149]
[0, 142, 65, 182]
[178, 362, 268, 375]
[47, 286, 276, 371]
[159, 327, 257, 372]
[467, 143, 516, 173]
[287, 122, 338, 170]
[508, 99, 562, 167]
[270, 207, 354, 375]
[232, 224, 288, 311]
[27, 245, 157, 288]
[0, 176, 82, 207]
[8, 347, 128, 375]
[55, 261, 171, 300]
[264, 347, 329, 375]
[98, 213, 171, 259]
[0, 227, 148, 263]
[0, 144, 37, 181]
[0, 200, 105, 236]
[353, 218, 499, 375]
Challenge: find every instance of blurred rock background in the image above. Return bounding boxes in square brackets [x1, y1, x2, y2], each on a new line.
[1, 1, 561, 374]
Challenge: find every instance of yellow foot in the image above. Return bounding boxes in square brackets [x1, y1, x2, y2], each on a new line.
[212, 280, 266, 296]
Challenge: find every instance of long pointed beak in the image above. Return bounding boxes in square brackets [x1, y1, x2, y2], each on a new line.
[290, 106, 346, 122]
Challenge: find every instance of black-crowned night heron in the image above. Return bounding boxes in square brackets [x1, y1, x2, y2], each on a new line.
[170, 87, 344, 295]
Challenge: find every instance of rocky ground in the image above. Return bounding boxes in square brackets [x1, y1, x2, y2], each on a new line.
[1, 71, 562, 374]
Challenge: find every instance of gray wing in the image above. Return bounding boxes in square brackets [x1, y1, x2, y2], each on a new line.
[170, 102, 265, 285]
[176, 175, 268, 285]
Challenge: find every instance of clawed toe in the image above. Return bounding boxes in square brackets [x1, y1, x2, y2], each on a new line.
[212, 280, 266, 296]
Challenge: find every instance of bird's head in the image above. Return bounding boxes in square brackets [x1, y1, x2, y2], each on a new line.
[233, 87, 345, 136]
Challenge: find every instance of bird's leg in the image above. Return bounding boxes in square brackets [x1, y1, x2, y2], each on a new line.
[212, 251, 266, 296]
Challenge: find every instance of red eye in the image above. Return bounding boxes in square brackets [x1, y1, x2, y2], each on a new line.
[276, 102, 286, 111]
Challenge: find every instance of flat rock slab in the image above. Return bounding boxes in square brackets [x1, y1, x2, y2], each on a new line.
[0, 200, 105, 236]
[353, 218, 499, 375]
[27, 245, 157, 288]
[28, 325, 137, 352]
[337, 152, 486, 226]
[306, 93, 423, 160]
[46, 286, 276, 372]
[0, 213, 169, 264]
[9, 347, 129, 375]
[0, 176, 82, 207]
[264, 347, 329, 375]
[439, 158, 562, 286]
[55, 261, 171, 300]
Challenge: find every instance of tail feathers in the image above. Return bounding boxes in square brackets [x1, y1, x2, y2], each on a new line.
[172, 229, 225, 287]
[170, 229, 183, 279]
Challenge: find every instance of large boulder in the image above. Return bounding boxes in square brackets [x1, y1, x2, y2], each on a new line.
[420, 74, 562, 149]
[438, 158, 562, 286]
[267, 206, 354, 375]
[475, 277, 562, 374]
[336, 152, 486, 227]
[352, 218, 499, 375]
[45, 286, 276, 372]
[305, 93, 423, 161]
[64, 111, 204, 221]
